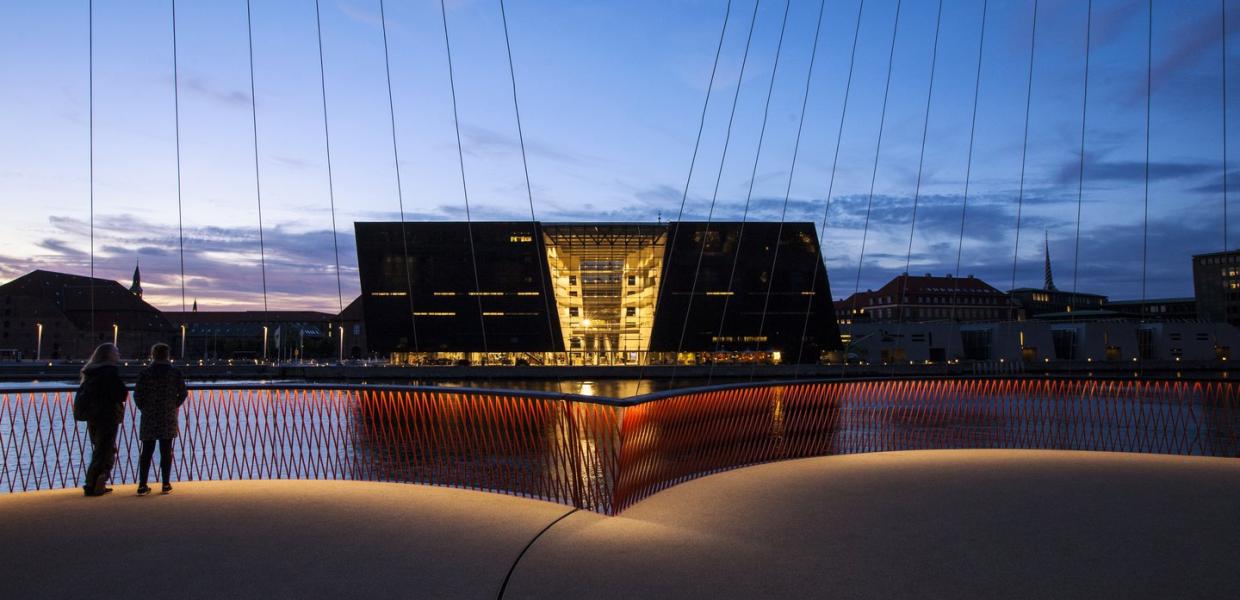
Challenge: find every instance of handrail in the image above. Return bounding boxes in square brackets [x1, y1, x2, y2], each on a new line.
[4, 373, 1227, 405]
[2, 381, 610, 405]
[3, 377, 1237, 513]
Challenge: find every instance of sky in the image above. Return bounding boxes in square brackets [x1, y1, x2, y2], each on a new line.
[1, 0, 1238, 312]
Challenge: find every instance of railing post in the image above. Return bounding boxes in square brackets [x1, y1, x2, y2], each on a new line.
[563, 398, 585, 510]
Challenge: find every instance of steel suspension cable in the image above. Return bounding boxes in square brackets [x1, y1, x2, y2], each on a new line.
[89, 0, 96, 341]
[244, 0, 271, 359]
[439, 0, 490, 356]
[1139, 0, 1152, 371]
[1141, 0, 1151, 311]
[377, 0, 418, 354]
[634, 0, 733, 381]
[890, 0, 943, 376]
[1071, 1, 1092, 344]
[708, 0, 792, 382]
[896, 0, 942, 323]
[670, 0, 762, 382]
[498, 0, 554, 352]
[794, 0, 865, 378]
[1008, 0, 1039, 320]
[313, 0, 344, 320]
[171, 0, 188, 358]
[848, 0, 903, 344]
[1224, 0, 1231, 251]
[950, 0, 988, 324]
[751, 0, 826, 374]
[498, 0, 563, 389]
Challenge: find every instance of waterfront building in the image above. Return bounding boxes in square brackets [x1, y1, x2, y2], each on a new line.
[353, 221, 842, 365]
[164, 308, 355, 362]
[835, 273, 1014, 324]
[1008, 235, 1107, 318]
[1192, 249, 1240, 326]
[1102, 297, 1198, 321]
[0, 269, 174, 360]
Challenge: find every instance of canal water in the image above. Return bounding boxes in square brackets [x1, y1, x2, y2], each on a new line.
[0, 378, 731, 398]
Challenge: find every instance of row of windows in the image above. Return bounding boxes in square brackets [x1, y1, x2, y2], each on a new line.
[856, 307, 1006, 320]
[1200, 254, 1240, 266]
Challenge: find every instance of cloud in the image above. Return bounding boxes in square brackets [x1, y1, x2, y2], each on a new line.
[461, 124, 599, 166]
[1054, 153, 1219, 186]
[1144, 7, 1240, 97]
[4, 215, 359, 312]
[180, 76, 251, 108]
[336, 2, 384, 28]
[37, 239, 87, 257]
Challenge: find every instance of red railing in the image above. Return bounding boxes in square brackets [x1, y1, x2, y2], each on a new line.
[2, 379, 1237, 514]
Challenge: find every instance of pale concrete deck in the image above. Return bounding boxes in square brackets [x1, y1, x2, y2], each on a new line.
[2, 451, 1238, 599]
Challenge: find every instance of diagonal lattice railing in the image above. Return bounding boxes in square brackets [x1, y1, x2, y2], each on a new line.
[2, 379, 1237, 514]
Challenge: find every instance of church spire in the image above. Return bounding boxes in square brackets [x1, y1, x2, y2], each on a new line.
[129, 259, 143, 298]
[1043, 231, 1056, 291]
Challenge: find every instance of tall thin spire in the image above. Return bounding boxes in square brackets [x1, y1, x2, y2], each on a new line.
[130, 259, 143, 298]
[1043, 230, 1056, 291]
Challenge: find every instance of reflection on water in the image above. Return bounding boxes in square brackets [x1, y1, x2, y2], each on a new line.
[414, 379, 724, 398]
[0, 378, 728, 399]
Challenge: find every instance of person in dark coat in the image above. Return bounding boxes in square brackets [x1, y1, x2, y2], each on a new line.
[79, 343, 128, 496]
[133, 343, 188, 495]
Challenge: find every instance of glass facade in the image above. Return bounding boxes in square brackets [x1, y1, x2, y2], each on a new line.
[543, 225, 666, 365]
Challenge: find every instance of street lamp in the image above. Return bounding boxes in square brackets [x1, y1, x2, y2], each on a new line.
[262, 326, 269, 363]
[112, 323, 119, 346]
[339, 325, 345, 363]
[35, 323, 43, 361]
[179, 324, 186, 361]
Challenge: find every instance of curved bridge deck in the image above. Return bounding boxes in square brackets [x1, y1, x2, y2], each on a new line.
[3, 450, 1238, 599]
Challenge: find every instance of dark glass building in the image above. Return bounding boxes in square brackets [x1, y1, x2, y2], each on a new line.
[354, 221, 841, 365]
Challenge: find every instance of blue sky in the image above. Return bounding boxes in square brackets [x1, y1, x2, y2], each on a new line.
[1, 0, 1237, 311]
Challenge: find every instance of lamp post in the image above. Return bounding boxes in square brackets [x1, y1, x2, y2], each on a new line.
[35, 323, 43, 361]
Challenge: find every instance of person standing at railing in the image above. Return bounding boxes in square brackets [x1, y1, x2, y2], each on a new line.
[133, 343, 187, 496]
[78, 343, 128, 497]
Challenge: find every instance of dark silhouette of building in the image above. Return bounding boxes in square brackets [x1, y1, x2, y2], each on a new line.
[129, 261, 143, 298]
[354, 221, 841, 365]
[0, 270, 174, 360]
[339, 296, 369, 360]
[1009, 288, 1107, 318]
[1009, 236, 1106, 317]
[1193, 250, 1240, 326]
[164, 309, 349, 362]
[836, 273, 1013, 323]
[1103, 297, 1198, 321]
